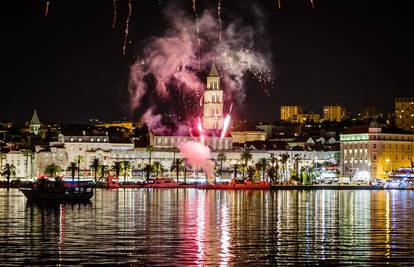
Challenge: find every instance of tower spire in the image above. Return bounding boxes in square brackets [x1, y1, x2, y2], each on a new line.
[209, 63, 219, 77]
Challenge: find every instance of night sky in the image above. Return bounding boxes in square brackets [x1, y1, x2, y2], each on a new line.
[1, 0, 413, 124]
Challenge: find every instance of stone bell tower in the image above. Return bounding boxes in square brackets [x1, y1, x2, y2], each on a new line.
[203, 63, 223, 129]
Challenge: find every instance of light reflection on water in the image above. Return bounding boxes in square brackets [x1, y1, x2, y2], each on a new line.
[1, 189, 414, 265]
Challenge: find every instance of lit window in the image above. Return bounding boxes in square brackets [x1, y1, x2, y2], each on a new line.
[78, 138, 82, 142]
[90, 138, 94, 142]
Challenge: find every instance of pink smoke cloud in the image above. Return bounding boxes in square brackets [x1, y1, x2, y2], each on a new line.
[179, 141, 214, 180]
[129, 5, 272, 134]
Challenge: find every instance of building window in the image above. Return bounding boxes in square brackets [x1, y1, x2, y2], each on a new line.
[78, 138, 82, 142]
[373, 144, 376, 149]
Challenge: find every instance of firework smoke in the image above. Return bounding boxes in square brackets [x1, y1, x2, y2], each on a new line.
[179, 141, 215, 182]
[129, 5, 272, 133]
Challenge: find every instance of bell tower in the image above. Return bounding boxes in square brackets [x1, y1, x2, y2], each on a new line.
[203, 64, 223, 129]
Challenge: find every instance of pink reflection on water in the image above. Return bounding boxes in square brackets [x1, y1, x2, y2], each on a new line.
[196, 191, 206, 266]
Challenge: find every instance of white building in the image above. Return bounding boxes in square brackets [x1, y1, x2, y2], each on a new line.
[3, 151, 33, 179]
[46, 133, 134, 174]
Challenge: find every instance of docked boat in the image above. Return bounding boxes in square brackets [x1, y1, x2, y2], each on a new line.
[197, 179, 270, 190]
[144, 178, 181, 188]
[20, 179, 93, 201]
[385, 168, 414, 189]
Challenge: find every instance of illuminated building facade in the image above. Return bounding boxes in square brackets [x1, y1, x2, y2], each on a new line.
[95, 121, 134, 131]
[340, 121, 414, 179]
[323, 105, 346, 122]
[280, 105, 302, 122]
[395, 97, 414, 131]
[292, 112, 321, 124]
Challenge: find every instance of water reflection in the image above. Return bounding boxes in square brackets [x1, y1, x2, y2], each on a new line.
[1, 189, 414, 265]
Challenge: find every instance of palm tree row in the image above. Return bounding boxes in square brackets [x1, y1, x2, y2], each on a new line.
[213, 151, 296, 182]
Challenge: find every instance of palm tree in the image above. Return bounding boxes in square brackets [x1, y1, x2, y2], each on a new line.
[111, 161, 122, 182]
[281, 153, 290, 181]
[44, 163, 61, 178]
[75, 155, 83, 182]
[240, 150, 253, 179]
[23, 150, 32, 179]
[0, 152, 6, 178]
[121, 160, 131, 184]
[67, 162, 77, 183]
[232, 163, 239, 179]
[246, 166, 256, 180]
[89, 158, 100, 183]
[146, 145, 154, 180]
[217, 152, 226, 178]
[98, 164, 110, 184]
[256, 158, 268, 181]
[268, 153, 279, 182]
[1, 163, 16, 189]
[152, 161, 164, 178]
[292, 154, 301, 182]
[171, 158, 184, 182]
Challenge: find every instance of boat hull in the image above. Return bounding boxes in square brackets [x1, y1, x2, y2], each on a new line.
[197, 184, 270, 190]
[21, 188, 93, 202]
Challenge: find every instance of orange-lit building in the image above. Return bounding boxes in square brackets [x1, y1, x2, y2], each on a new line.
[340, 121, 414, 179]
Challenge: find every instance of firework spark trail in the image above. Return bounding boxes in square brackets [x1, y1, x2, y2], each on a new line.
[123, 0, 132, 55]
[192, 0, 196, 12]
[218, 0, 222, 42]
[310, 0, 315, 8]
[221, 114, 231, 139]
[197, 118, 205, 145]
[112, 0, 117, 29]
[45, 1, 50, 16]
[277, 0, 281, 9]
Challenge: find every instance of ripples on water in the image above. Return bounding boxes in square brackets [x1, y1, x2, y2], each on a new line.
[1, 189, 414, 266]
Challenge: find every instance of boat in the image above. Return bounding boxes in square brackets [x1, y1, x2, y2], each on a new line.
[385, 168, 414, 189]
[20, 178, 94, 201]
[144, 178, 182, 188]
[197, 178, 270, 190]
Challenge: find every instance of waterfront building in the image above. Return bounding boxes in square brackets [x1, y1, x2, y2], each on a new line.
[340, 120, 414, 180]
[280, 105, 302, 122]
[395, 97, 414, 131]
[34, 144, 67, 177]
[49, 132, 134, 172]
[2, 150, 31, 179]
[323, 105, 346, 122]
